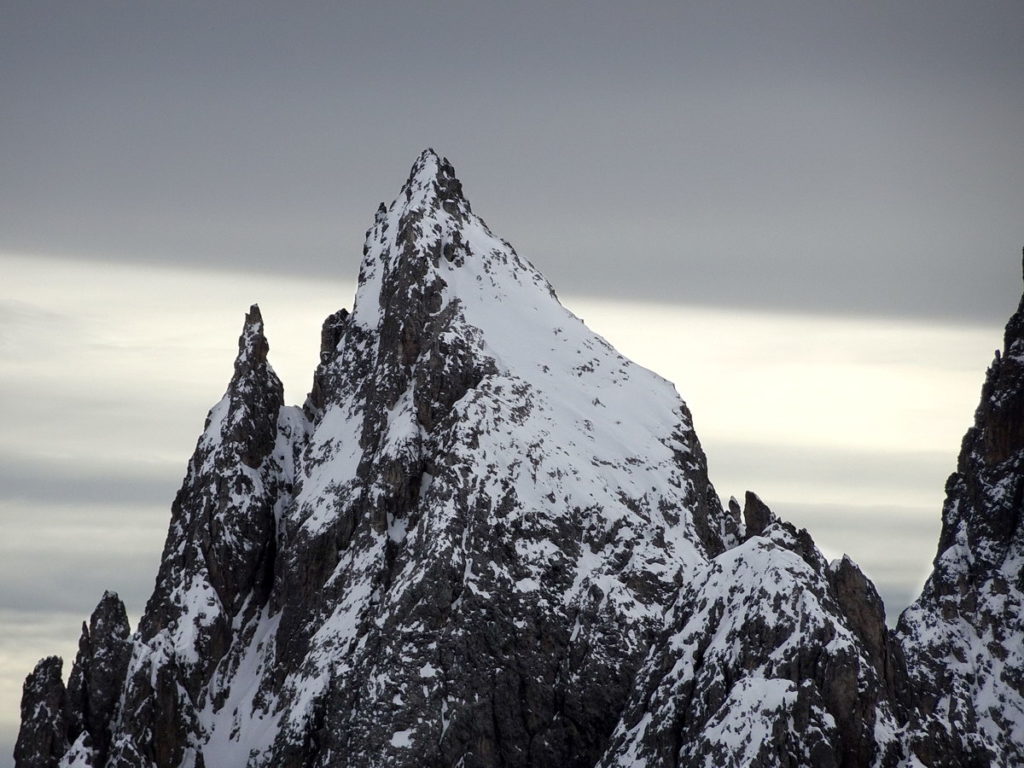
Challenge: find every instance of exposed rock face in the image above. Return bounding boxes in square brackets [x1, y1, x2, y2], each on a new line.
[65, 592, 132, 765]
[101, 304, 309, 768]
[895, 254, 1024, 767]
[15, 658, 69, 768]
[14, 154, 1024, 768]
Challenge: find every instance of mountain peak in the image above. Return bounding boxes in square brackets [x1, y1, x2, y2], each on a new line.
[352, 149, 559, 327]
[399, 148, 469, 215]
[237, 303, 270, 368]
[408, 146, 441, 176]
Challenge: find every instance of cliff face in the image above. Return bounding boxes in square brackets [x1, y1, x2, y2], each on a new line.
[15, 154, 1024, 768]
[895, 255, 1024, 767]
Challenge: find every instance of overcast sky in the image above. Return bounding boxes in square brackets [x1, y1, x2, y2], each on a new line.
[2, 2, 1023, 765]
[3, 1, 1022, 318]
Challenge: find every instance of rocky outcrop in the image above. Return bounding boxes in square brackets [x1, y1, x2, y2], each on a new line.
[141, 304, 289, 637]
[14, 156, 1024, 768]
[65, 592, 132, 765]
[599, 493, 905, 768]
[15, 658, 70, 768]
[304, 307, 349, 418]
[895, 252, 1024, 767]
[100, 304, 308, 768]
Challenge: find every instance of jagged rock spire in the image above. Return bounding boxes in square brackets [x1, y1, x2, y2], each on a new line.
[741, 490, 775, 538]
[896, 252, 1024, 765]
[400, 148, 471, 215]
[304, 307, 350, 418]
[238, 304, 270, 363]
[65, 592, 132, 765]
[142, 304, 287, 641]
[223, 303, 282, 467]
[14, 657, 69, 768]
[97, 305, 305, 768]
[230, 303, 272, 388]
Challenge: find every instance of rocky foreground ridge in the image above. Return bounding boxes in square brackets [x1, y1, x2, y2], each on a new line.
[15, 152, 1024, 767]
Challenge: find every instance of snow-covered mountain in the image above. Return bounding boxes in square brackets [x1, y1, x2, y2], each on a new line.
[14, 152, 1024, 767]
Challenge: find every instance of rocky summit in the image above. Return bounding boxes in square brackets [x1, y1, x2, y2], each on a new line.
[15, 152, 1024, 767]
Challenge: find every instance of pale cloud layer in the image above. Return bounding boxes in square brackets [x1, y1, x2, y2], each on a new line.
[0, 252, 1006, 762]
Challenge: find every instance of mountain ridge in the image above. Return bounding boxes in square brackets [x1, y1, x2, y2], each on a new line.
[14, 152, 1024, 768]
